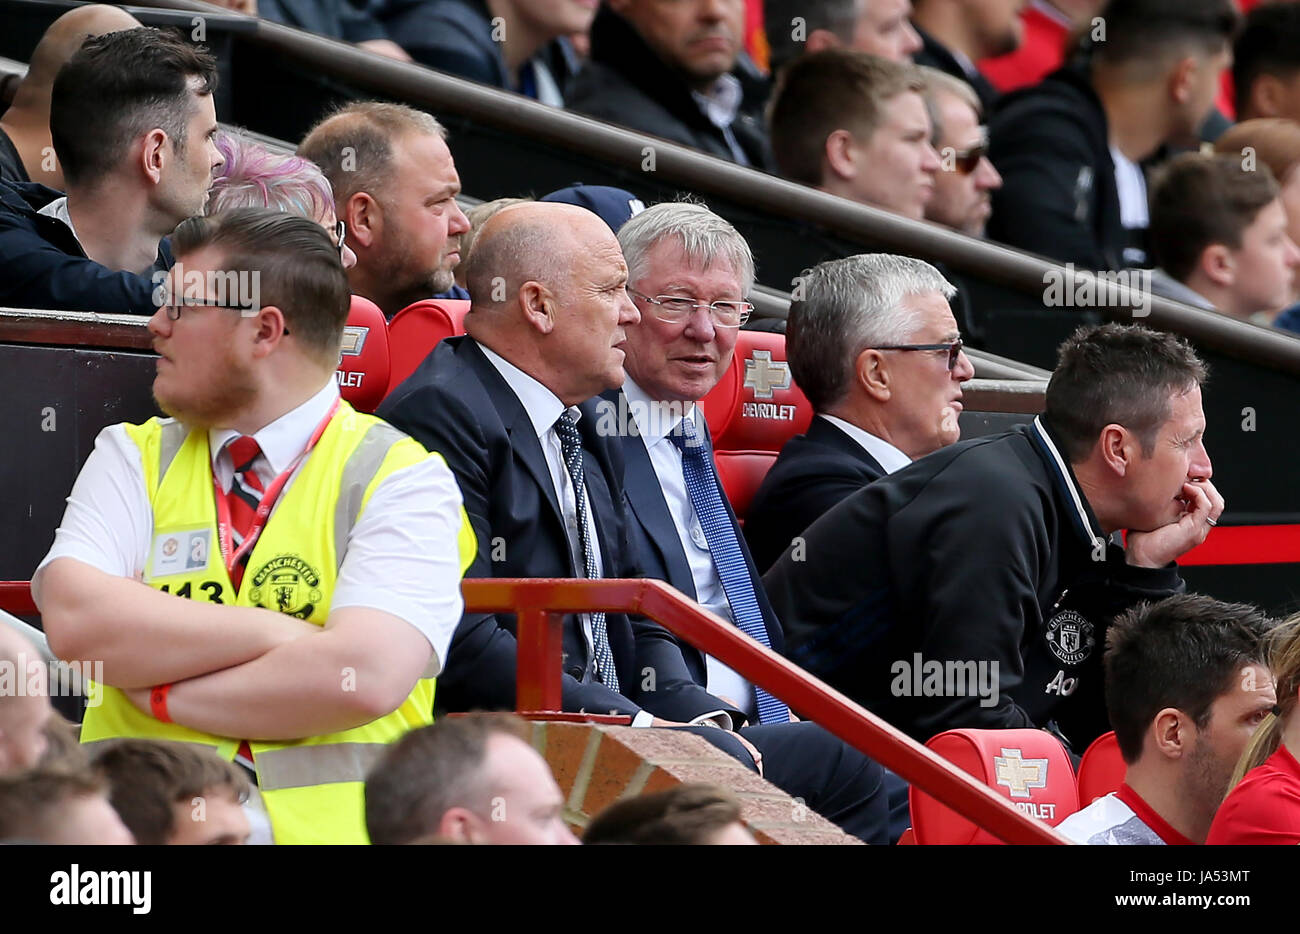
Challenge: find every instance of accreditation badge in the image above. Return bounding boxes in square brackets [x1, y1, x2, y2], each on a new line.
[149, 527, 212, 578]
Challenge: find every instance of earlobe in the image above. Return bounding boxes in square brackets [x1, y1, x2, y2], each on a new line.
[520, 282, 555, 334]
[1152, 708, 1187, 759]
[346, 194, 377, 249]
[824, 130, 858, 182]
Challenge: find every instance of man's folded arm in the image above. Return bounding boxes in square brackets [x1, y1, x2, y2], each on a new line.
[36, 557, 315, 688]
[159, 606, 432, 740]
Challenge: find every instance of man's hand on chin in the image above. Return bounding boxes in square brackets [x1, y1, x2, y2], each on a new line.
[1126, 478, 1225, 568]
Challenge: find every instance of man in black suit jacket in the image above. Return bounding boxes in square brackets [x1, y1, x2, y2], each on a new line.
[910, 0, 1016, 113]
[745, 254, 974, 572]
[603, 202, 898, 844]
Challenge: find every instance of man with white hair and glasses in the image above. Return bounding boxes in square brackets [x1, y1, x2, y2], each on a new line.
[745, 253, 974, 573]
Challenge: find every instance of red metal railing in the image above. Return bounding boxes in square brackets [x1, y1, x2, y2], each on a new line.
[463, 577, 1066, 844]
[4, 576, 1066, 843]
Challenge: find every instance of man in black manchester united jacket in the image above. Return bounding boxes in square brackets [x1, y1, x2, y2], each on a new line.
[763, 324, 1223, 749]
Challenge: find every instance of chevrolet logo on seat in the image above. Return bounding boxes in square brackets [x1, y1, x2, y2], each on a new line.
[339, 326, 368, 358]
[743, 350, 791, 399]
[994, 748, 1049, 799]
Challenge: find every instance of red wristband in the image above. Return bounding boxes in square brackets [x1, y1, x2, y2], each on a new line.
[150, 684, 173, 723]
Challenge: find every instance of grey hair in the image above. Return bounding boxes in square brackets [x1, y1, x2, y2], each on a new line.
[787, 253, 956, 411]
[618, 202, 756, 295]
[918, 66, 981, 145]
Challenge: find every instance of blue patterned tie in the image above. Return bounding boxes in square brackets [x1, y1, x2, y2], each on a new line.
[554, 411, 620, 693]
[669, 416, 790, 725]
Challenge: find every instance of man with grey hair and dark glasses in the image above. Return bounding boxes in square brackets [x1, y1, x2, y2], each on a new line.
[765, 324, 1222, 749]
[746, 253, 974, 573]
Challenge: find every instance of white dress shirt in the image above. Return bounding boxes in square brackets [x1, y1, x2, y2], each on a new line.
[623, 378, 755, 726]
[818, 414, 912, 474]
[37, 196, 80, 244]
[478, 347, 653, 724]
[33, 379, 467, 670]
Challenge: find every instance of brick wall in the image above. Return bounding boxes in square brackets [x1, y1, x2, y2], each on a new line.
[529, 721, 861, 845]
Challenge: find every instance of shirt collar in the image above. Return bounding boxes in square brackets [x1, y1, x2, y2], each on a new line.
[209, 378, 339, 474]
[1030, 415, 1107, 550]
[622, 377, 698, 448]
[818, 414, 912, 474]
[1116, 783, 1196, 845]
[37, 196, 80, 244]
[479, 342, 572, 438]
[691, 72, 743, 129]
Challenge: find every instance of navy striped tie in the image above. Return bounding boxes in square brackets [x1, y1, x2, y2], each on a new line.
[553, 411, 620, 693]
[669, 417, 790, 725]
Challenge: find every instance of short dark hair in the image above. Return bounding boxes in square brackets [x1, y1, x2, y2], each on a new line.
[765, 0, 862, 72]
[365, 713, 532, 846]
[0, 769, 106, 841]
[91, 739, 249, 845]
[1233, 3, 1300, 117]
[171, 208, 350, 367]
[1150, 153, 1279, 284]
[582, 784, 746, 845]
[1089, 0, 1238, 71]
[1105, 594, 1274, 763]
[1045, 324, 1208, 461]
[768, 50, 925, 187]
[50, 27, 217, 187]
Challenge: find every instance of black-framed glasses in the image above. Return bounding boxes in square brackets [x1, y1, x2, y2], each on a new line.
[629, 289, 753, 328]
[334, 219, 347, 259]
[868, 338, 964, 370]
[162, 296, 258, 321]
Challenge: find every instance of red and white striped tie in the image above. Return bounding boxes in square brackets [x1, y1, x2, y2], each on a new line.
[225, 435, 264, 589]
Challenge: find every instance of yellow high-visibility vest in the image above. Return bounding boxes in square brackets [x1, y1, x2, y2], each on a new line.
[80, 402, 476, 844]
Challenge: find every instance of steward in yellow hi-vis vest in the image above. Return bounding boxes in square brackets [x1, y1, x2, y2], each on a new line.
[80, 403, 476, 843]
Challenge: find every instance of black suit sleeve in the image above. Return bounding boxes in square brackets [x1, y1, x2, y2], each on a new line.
[381, 384, 642, 718]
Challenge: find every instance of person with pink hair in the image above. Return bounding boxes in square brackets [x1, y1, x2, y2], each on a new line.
[206, 131, 356, 269]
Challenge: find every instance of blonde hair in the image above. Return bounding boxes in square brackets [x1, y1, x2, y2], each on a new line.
[1230, 613, 1300, 787]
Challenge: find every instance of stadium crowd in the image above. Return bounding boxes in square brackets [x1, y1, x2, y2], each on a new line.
[2, 0, 1300, 845]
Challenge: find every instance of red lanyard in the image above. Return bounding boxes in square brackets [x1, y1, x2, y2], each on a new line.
[212, 399, 341, 581]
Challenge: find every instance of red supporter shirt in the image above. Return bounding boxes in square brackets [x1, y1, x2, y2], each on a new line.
[1207, 744, 1300, 845]
[1115, 783, 1196, 846]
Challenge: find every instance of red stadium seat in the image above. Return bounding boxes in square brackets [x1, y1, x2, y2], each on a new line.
[1077, 731, 1126, 806]
[700, 331, 813, 519]
[387, 298, 470, 391]
[910, 728, 1078, 844]
[336, 296, 390, 414]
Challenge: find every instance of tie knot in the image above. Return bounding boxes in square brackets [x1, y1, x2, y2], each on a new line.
[227, 436, 262, 473]
[554, 409, 582, 446]
[668, 415, 706, 457]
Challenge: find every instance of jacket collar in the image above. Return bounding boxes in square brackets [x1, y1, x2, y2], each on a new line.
[1030, 415, 1107, 550]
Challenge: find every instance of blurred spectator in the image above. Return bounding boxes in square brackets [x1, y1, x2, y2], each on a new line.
[93, 739, 251, 845]
[257, 0, 412, 61]
[910, 0, 1022, 112]
[206, 130, 357, 269]
[765, 324, 1219, 746]
[746, 254, 973, 573]
[979, 0, 1102, 94]
[920, 67, 1002, 236]
[764, 0, 923, 73]
[1057, 595, 1276, 845]
[0, 624, 52, 775]
[33, 210, 473, 845]
[366, 713, 578, 844]
[455, 196, 533, 287]
[376, 0, 591, 104]
[1148, 154, 1299, 323]
[0, 28, 222, 314]
[1233, 3, 1300, 123]
[300, 102, 472, 317]
[583, 784, 757, 844]
[0, 769, 135, 844]
[1208, 614, 1300, 845]
[37, 714, 88, 774]
[769, 51, 939, 220]
[567, 1, 770, 167]
[988, 0, 1238, 271]
[0, 4, 141, 188]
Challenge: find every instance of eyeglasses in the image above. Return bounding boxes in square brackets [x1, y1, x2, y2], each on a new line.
[629, 289, 753, 328]
[949, 128, 990, 175]
[334, 219, 347, 260]
[162, 296, 258, 321]
[868, 338, 964, 370]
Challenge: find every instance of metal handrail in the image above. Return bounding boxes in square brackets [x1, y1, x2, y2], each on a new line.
[1, 575, 1065, 843]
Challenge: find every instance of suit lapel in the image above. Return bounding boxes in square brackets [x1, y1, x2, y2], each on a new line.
[809, 416, 886, 474]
